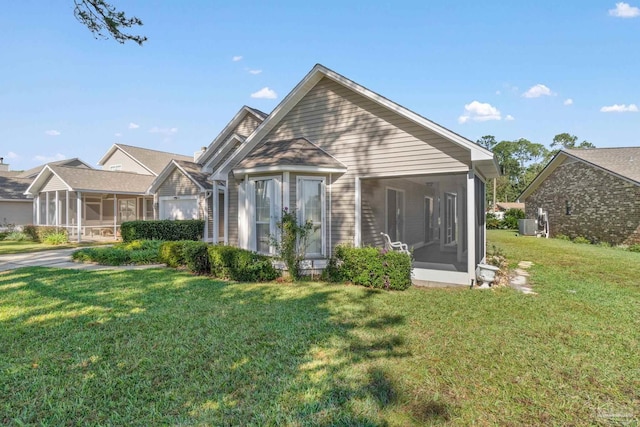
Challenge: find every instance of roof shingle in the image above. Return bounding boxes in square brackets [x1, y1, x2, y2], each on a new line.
[565, 147, 640, 183]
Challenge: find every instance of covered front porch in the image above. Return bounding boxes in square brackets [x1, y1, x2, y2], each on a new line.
[33, 190, 155, 241]
[359, 171, 486, 286]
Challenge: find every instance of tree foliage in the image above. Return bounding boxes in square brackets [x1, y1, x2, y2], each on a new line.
[479, 133, 595, 205]
[74, 0, 147, 45]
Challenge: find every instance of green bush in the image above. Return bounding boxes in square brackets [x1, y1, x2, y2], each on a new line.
[159, 241, 188, 268]
[555, 234, 571, 241]
[4, 231, 32, 241]
[502, 209, 525, 230]
[0, 232, 7, 241]
[628, 244, 640, 253]
[72, 240, 163, 265]
[43, 232, 68, 245]
[486, 213, 501, 230]
[573, 236, 591, 245]
[324, 245, 412, 290]
[22, 225, 68, 242]
[120, 220, 204, 242]
[208, 245, 278, 282]
[182, 241, 210, 275]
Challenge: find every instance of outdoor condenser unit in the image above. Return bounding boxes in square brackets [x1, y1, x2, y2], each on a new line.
[518, 219, 537, 236]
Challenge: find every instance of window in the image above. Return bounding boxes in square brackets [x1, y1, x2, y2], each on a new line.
[255, 179, 274, 254]
[298, 177, 325, 257]
[565, 200, 572, 215]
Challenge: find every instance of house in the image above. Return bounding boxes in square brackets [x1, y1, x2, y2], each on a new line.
[519, 147, 640, 245]
[151, 64, 499, 285]
[0, 157, 92, 227]
[25, 145, 191, 240]
[491, 202, 525, 220]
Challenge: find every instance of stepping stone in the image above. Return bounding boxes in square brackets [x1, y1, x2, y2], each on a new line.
[518, 261, 533, 269]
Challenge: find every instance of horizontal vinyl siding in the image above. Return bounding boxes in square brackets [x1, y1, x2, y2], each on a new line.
[157, 169, 200, 197]
[102, 150, 152, 175]
[235, 114, 262, 138]
[264, 77, 471, 246]
[42, 175, 68, 192]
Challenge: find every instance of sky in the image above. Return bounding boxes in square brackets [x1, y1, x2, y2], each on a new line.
[1, 1, 639, 171]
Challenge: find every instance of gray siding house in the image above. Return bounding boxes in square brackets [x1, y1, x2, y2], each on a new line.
[201, 64, 499, 285]
[520, 147, 640, 245]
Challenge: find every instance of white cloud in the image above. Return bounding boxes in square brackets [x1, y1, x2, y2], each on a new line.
[564, 98, 574, 106]
[114, 132, 122, 137]
[458, 101, 502, 124]
[495, 90, 501, 95]
[128, 122, 140, 129]
[609, 2, 640, 17]
[34, 153, 66, 163]
[6, 151, 19, 159]
[44, 130, 61, 136]
[600, 103, 639, 112]
[522, 84, 554, 98]
[251, 87, 278, 99]
[149, 127, 178, 135]
[248, 69, 262, 75]
[505, 114, 515, 121]
[232, 55, 243, 62]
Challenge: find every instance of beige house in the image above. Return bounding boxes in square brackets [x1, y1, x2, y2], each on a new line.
[25, 144, 191, 240]
[151, 64, 499, 285]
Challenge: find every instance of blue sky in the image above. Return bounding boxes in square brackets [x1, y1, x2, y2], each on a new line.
[1, 1, 639, 171]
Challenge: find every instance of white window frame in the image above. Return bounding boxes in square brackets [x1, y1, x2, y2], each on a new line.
[297, 176, 326, 258]
[248, 176, 281, 255]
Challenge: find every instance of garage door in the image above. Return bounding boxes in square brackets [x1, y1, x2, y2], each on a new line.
[162, 199, 198, 220]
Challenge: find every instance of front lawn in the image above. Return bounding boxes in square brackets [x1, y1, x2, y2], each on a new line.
[0, 233, 638, 425]
[0, 240, 110, 255]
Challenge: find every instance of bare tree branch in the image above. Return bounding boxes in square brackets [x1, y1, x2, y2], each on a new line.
[74, 0, 147, 46]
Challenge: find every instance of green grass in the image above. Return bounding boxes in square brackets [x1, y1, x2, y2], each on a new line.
[0, 240, 110, 255]
[0, 233, 638, 425]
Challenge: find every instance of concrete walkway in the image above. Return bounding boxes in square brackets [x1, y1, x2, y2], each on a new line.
[0, 248, 164, 272]
[510, 261, 537, 295]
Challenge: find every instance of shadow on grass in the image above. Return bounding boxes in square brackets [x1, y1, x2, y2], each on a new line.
[0, 267, 423, 425]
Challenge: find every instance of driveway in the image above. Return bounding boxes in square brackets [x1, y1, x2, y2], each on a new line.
[0, 248, 164, 272]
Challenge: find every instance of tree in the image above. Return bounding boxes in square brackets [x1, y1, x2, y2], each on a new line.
[74, 0, 147, 45]
[551, 133, 595, 150]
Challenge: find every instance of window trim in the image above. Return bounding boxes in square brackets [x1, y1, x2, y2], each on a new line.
[248, 176, 281, 255]
[297, 176, 326, 258]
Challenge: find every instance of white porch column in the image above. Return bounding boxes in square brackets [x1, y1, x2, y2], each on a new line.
[212, 182, 219, 244]
[66, 190, 70, 229]
[223, 180, 229, 245]
[55, 191, 59, 227]
[35, 195, 40, 224]
[113, 194, 117, 237]
[45, 192, 50, 225]
[76, 191, 82, 243]
[354, 177, 361, 247]
[466, 170, 477, 285]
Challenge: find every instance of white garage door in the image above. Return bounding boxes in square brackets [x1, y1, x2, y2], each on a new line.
[161, 199, 198, 220]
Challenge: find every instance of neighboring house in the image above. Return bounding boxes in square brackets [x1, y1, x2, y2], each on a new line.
[25, 145, 191, 240]
[519, 147, 640, 245]
[491, 202, 525, 220]
[0, 157, 91, 227]
[158, 64, 499, 285]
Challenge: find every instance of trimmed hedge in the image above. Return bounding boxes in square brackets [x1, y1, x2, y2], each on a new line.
[22, 225, 68, 243]
[159, 241, 278, 282]
[72, 240, 163, 265]
[121, 220, 204, 242]
[208, 245, 278, 282]
[324, 245, 412, 290]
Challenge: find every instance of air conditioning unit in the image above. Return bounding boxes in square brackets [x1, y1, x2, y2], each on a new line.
[518, 219, 537, 236]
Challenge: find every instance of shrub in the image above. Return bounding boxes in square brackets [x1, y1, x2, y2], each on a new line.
[182, 241, 210, 275]
[271, 208, 314, 280]
[555, 234, 571, 241]
[120, 220, 204, 242]
[502, 209, 525, 230]
[0, 232, 7, 241]
[573, 236, 590, 245]
[159, 241, 188, 268]
[208, 245, 278, 282]
[324, 245, 412, 290]
[4, 231, 32, 241]
[72, 240, 162, 265]
[628, 244, 640, 253]
[486, 213, 501, 230]
[22, 225, 67, 242]
[44, 232, 68, 245]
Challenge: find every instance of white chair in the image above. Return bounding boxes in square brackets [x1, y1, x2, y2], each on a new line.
[380, 232, 410, 255]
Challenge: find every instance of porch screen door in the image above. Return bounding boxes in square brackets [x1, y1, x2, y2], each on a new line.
[119, 199, 137, 223]
[444, 192, 457, 245]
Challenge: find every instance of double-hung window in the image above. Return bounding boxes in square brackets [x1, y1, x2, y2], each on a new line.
[297, 176, 325, 257]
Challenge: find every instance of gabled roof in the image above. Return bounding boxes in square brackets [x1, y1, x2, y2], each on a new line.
[519, 147, 640, 201]
[496, 202, 524, 211]
[234, 138, 347, 175]
[26, 165, 155, 196]
[97, 144, 192, 176]
[199, 106, 268, 168]
[148, 160, 210, 194]
[18, 158, 92, 179]
[213, 64, 499, 180]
